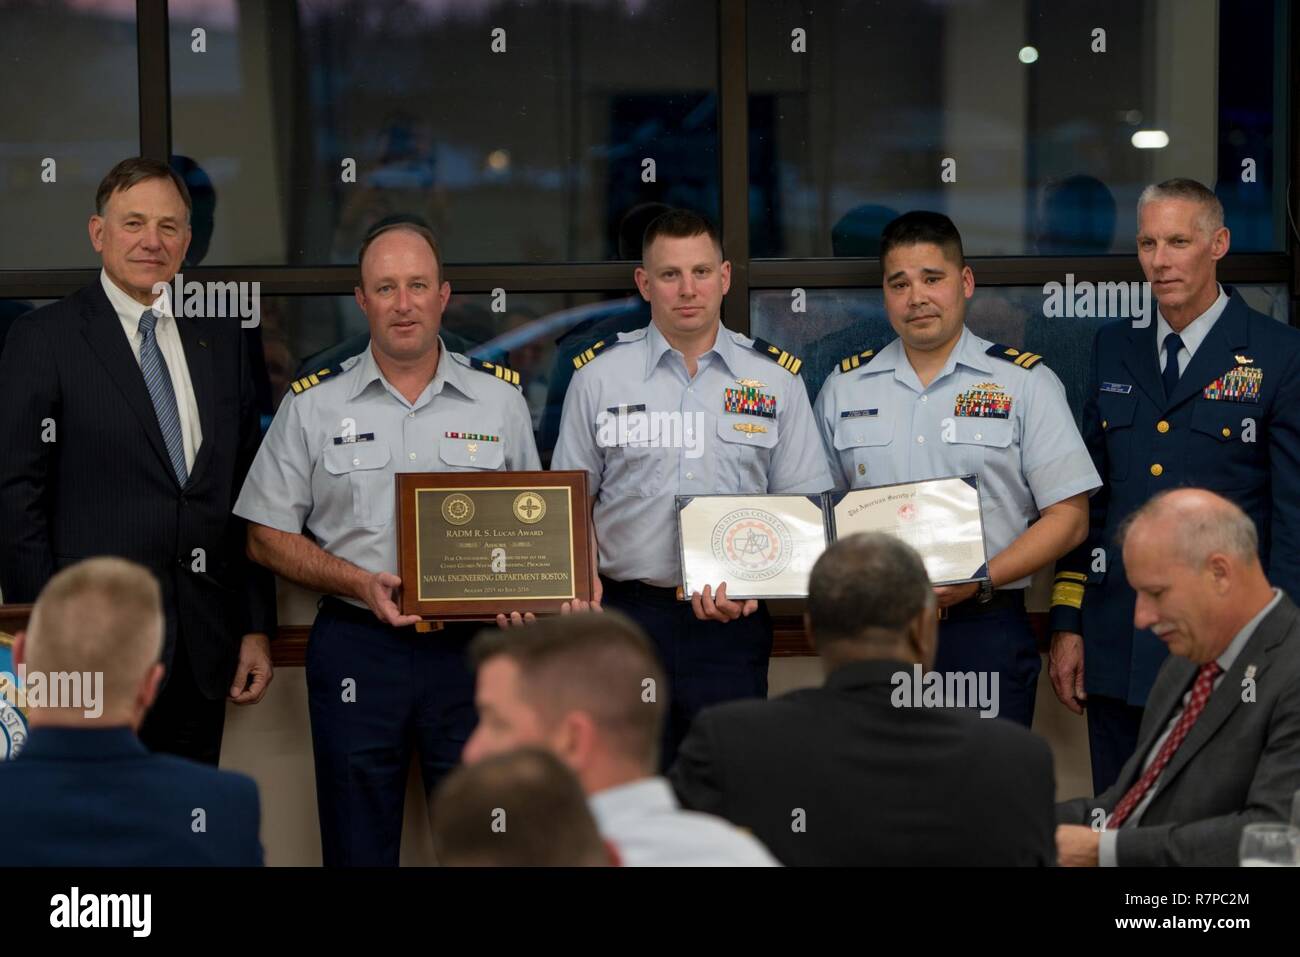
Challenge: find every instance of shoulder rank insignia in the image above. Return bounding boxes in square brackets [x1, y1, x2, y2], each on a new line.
[838, 348, 876, 374]
[751, 337, 803, 375]
[468, 357, 521, 387]
[572, 339, 616, 371]
[986, 344, 1043, 370]
[290, 364, 342, 395]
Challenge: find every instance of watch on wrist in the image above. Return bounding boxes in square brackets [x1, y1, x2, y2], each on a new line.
[977, 579, 994, 603]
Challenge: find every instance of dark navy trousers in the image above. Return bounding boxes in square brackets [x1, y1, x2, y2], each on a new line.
[1085, 694, 1144, 795]
[933, 592, 1041, 728]
[600, 576, 772, 769]
[306, 597, 479, 867]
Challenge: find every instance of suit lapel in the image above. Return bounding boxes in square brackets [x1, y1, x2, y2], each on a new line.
[1119, 655, 1195, 795]
[1164, 292, 1249, 411]
[79, 282, 176, 481]
[1121, 321, 1164, 408]
[1153, 596, 1296, 796]
[175, 313, 213, 486]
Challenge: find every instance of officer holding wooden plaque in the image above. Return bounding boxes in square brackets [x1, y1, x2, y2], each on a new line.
[235, 222, 538, 866]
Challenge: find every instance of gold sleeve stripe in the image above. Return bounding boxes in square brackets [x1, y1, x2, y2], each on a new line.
[1051, 581, 1085, 609]
[1054, 571, 1088, 583]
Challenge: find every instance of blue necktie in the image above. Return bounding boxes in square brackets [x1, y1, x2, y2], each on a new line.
[1162, 332, 1184, 400]
[138, 309, 188, 485]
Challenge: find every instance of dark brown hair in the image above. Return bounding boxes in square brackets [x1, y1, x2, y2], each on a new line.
[469, 611, 666, 770]
[431, 748, 608, 866]
[95, 157, 192, 218]
[641, 208, 724, 260]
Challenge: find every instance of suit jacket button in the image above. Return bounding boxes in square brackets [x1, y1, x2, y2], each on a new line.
[1150, 463, 1164, 477]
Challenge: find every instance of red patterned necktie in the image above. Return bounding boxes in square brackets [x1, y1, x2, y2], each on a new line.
[1108, 661, 1222, 829]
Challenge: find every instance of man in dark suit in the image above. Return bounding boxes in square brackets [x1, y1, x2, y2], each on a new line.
[0, 157, 275, 765]
[1057, 489, 1300, 866]
[1048, 178, 1300, 793]
[0, 558, 262, 866]
[670, 532, 1056, 866]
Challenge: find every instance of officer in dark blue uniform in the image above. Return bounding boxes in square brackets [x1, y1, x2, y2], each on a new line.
[235, 223, 540, 865]
[1048, 178, 1300, 793]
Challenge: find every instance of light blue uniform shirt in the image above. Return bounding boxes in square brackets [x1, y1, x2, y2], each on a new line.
[234, 340, 539, 599]
[813, 327, 1100, 589]
[553, 322, 833, 587]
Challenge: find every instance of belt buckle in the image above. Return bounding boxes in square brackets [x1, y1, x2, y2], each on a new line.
[937, 605, 949, 621]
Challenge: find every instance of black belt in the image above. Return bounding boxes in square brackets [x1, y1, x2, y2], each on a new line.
[939, 588, 1025, 621]
[600, 576, 681, 604]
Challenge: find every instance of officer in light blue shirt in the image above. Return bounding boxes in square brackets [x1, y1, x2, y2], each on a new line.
[814, 211, 1100, 727]
[553, 209, 832, 764]
[234, 222, 539, 866]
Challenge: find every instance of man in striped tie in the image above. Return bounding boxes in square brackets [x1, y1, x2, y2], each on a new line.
[1056, 488, 1300, 866]
[0, 158, 275, 765]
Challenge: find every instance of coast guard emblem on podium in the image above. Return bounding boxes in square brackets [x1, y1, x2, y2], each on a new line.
[0, 633, 29, 760]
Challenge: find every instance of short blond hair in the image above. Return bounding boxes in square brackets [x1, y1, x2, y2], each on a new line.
[26, 558, 164, 715]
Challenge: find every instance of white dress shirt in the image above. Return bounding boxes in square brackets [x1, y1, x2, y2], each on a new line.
[589, 777, 779, 867]
[101, 269, 202, 472]
[1155, 284, 1230, 376]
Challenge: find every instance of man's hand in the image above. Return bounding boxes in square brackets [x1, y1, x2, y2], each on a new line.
[362, 571, 423, 627]
[1049, 630, 1087, 715]
[1056, 824, 1101, 867]
[691, 582, 757, 623]
[934, 581, 979, 609]
[229, 633, 273, 704]
[495, 599, 602, 629]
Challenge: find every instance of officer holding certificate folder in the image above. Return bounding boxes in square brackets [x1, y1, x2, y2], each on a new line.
[553, 209, 832, 765]
[814, 211, 1100, 726]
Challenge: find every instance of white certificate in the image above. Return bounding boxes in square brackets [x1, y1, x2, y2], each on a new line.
[676, 494, 830, 599]
[831, 476, 989, 585]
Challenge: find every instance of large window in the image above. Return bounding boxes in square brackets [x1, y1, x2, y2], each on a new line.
[0, 0, 1294, 449]
[0, 1, 140, 270]
[748, 0, 1291, 257]
[168, 0, 720, 265]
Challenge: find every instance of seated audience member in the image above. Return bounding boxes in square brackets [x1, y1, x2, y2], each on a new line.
[0, 558, 263, 866]
[431, 747, 613, 866]
[464, 614, 778, 867]
[670, 533, 1056, 866]
[1057, 489, 1300, 866]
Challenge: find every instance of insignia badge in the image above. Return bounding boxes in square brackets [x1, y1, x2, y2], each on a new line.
[724, 386, 777, 419]
[513, 491, 546, 525]
[466, 443, 478, 454]
[0, 634, 29, 761]
[841, 409, 879, 418]
[954, 386, 1012, 418]
[1244, 664, 1257, 680]
[441, 493, 475, 526]
[1235, 355, 1255, 365]
[711, 508, 794, 582]
[445, 432, 500, 442]
[1100, 382, 1134, 394]
[1203, 365, 1263, 402]
[735, 378, 765, 389]
[734, 422, 768, 434]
